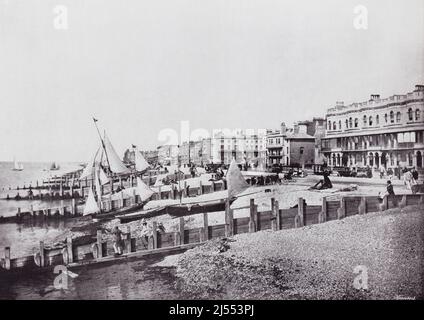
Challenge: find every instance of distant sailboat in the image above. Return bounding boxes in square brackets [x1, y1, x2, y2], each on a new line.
[50, 162, 60, 170]
[12, 158, 24, 171]
[134, 147, 150, 172]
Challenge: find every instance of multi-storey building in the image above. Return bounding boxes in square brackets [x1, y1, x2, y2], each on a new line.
[178, 138, 213, 166]
[322, 85, 424, 170]
[211, 129, 267, 167]
[157, 144, 180, 166]
[123, 149, 158, 165]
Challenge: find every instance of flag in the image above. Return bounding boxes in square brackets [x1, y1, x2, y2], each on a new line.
[132, 144, 137, 149]
[93, 117, 98, 122]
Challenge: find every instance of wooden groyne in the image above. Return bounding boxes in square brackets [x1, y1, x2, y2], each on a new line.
[0, 179, 227, 224]
[1, 193, 422, 273]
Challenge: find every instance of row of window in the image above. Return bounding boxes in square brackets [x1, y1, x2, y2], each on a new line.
[328, 108, 421, 131]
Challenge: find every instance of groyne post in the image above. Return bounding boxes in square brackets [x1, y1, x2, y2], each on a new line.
[152, 221, 158, 249]
[318, 197, 327, 223]
[249, 199, 256, 233]
[337, 197, 346, 219]
[198, 181, 203, 196]
[39, 241, 45, 267]
[158, 186, 162, 200]
[295, 197, 306, 228]
[96, 230, 103, 258]
[4, 247, 11, 270]
[67, 237, 73, 264]
[126, 226, 132, 253]
[225, 199, 233, 237]
[358, 196, 367, 214]
[179, 217, 185, 245]
[270, 198, 276, 230]
[203, 212, 209, 241]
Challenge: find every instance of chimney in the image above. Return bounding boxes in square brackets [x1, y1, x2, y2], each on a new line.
[293, 123, 299, 134]
[370, 94, 380, 100]
[336, 101, 344, 107]
[280, 122, 286, 135]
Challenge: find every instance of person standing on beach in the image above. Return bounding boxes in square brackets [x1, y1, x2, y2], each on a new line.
[386, 180, 395, 196]
[139, 219, 151, 249]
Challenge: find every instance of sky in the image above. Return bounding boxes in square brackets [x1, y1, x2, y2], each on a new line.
[0, 0, 423, 162]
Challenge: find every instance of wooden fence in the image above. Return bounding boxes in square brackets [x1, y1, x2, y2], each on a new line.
[1, 193, 423, 272]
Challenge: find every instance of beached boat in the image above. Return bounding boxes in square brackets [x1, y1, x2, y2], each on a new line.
[12, 158, 24, 171]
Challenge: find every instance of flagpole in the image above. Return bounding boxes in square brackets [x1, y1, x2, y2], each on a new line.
[92, 117, 111, 171]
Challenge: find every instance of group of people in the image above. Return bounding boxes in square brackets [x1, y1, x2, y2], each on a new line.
[106, 219, 165, 256]
[403, 167, 420, 190]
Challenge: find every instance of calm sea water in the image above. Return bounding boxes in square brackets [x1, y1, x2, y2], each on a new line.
[0, 161, 81, 258]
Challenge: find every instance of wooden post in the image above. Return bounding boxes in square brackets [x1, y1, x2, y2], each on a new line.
[318, 197, 327, 223]
[179, 217, 185, 245]
[39, 241, 45, 267]
[295, 197, 305, 228]
[132, 188, 137, 205]
[120, 192, 125, 208]
[126, 226, 132, 253]
[225, 199, 232, 237]
[158, 186, 162, 200]
[358, 196, 367, 214]
[174, 232, 180, 247]
[60, 200, 65, 216]
[96, 230, 103, 258]
[66, 237, 73, 264]
[249, 199, 256, 233]
[71, 198, 76, 216]
[30, 205, 34, 217]
[4, 247, 10, 270]
[198, 181, 203, 195]
[399, 195, 407, 208]
[199, 228, 204, 242]
[337, 197, 346, 219]
[211, 181, 215, 192]
[274, 200, 280, 230]
[183, 181, 187, 198]
[203, 212, 209, 241]
[152, 221, 158, 249]
[270, 198, 276, 231]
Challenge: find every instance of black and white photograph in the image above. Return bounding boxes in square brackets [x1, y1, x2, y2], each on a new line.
[0, 0, 423, 305]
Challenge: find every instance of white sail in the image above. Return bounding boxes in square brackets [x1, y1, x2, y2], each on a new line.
[136, 177, 154, 202]
[83, 187, 100, 216]
[13, 157, 23, 170]
[79, 147, 100, 180]
[99, 166, 109, 185]
[134, 148, 150, 172]
[94, 167, 103, 199]
[103, 133, 130, 174]
[226, 158, 249, 198]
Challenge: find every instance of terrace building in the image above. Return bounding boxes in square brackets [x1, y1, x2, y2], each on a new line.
[321, 85, 424, 170]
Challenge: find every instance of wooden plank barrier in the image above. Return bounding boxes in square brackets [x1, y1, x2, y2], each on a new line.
[3, 193, 424, 272]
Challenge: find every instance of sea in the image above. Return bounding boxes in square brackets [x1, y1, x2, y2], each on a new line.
[0, 161, 82, 258]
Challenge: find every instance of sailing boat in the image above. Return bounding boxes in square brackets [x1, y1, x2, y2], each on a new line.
[83, 187, 100, 216]
[134, 147, 150, 173]
[12, 157, 24, 171]
[50, 162, 60, 170]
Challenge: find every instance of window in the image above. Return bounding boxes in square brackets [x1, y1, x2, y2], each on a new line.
[300, 147, 304, 155]
[369, 116, 373, 126]
[354, 118, 358, 128]
[408, 108, 413, 121]
[345, 119, 348, 129]
[363, 115, 367, 126]
[390, 111, 394, 123]
[396, 111, 401, 123]
[385, 113, 388, 123]
[333, 121, 336, 130]
[416, 109, 420, 121]
[376, 115, 379, 125]
[349, 117, 352, 128]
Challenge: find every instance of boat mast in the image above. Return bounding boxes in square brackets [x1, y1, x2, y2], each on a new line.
[92, 117, 111, 173]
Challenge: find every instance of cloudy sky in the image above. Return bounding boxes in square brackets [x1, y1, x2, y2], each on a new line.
[0, 0, 423, 162]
